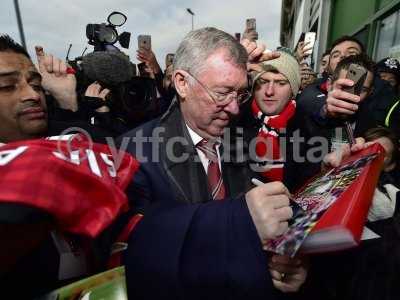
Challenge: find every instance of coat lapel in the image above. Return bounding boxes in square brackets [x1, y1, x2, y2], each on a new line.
[159, 103, 211, 203]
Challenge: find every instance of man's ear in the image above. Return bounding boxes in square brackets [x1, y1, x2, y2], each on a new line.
[173, 70, 189, 99]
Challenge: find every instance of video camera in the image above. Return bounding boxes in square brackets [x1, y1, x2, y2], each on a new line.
[86, 11, 131, 51]
[62, 11, 165, 134]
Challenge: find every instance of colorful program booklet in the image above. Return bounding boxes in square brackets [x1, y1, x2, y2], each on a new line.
[36, 266, 127, 300]
[264, 143, 385, 257]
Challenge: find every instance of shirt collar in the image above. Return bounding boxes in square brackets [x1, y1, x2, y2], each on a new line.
[186, 124, 205, 146]
[185, 124, 221, 146]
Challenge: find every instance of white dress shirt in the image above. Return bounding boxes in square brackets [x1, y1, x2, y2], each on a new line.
[186, 124, 222, 174]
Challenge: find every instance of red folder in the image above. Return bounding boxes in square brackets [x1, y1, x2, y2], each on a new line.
[299, 143, 385, 254]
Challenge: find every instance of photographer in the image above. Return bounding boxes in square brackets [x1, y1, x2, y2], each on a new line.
[64, 50, 173, 137]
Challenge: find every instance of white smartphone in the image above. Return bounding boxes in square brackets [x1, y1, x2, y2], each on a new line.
[246, 18, 256, 31]
[304, 32, 316, 56]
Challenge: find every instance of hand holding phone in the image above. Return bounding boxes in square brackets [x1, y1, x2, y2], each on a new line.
[244, 18, 258, 41]
[325, 65, 365, 120]
[338, 64, 367, 145]
[343, 63, 367, 96]
[138, 35, 151, 51]
[165, 53, 174, 68]
[303, 32, 316, 56]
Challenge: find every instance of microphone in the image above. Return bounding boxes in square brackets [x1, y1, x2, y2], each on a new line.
[81, 51, 134, 86]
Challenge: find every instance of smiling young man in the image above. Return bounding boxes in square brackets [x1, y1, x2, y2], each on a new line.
[237, 49, 322, 192]
[243, 50, 301, 183]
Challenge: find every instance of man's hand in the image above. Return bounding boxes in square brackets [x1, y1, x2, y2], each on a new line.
[35, 46, 78, 112]
[245, 182, 292, 245]
[241, 39, 280, 71]
[136, 48, 162, 76]
[163, 64, 174, 90]
[295, 41, 312, 63]
[85, 82, 111, 112]
[268, 255, 308, 293]
[242, 28, 258, 42]
[325, 78, 360, 118]
[300, 63, 317, 90]
[322, 137, 370, 170]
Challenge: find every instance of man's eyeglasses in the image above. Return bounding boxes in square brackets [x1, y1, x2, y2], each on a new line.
[186, 71, 251, 106]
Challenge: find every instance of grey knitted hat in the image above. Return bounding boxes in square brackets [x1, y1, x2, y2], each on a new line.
[253, 50, 301, 96]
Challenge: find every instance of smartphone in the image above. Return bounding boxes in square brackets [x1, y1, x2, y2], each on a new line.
[138, 35, 151, 50]
[138, 62, 150, 78]
[304, 32, 316, 56]
[246, 18, 256, 31]
[245, 18, 258, 40]
[344, 63, 367, 96]
[165, 53, 175, 68]
[235, 32, 241, 41]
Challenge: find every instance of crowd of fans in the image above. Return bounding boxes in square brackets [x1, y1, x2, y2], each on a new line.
[0, 17, 399, 300]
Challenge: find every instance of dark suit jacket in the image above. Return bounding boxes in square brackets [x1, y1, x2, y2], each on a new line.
[120, 102, 282, 300]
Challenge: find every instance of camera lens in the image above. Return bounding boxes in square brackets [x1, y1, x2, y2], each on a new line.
[104, 30, 117, 43]
[99, 26, 118, 44]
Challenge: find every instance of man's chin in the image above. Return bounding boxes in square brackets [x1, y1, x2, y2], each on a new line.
[22, 122, 48, 138]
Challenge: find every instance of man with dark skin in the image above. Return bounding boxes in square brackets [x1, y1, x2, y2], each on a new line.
[0, 35, 81, 297]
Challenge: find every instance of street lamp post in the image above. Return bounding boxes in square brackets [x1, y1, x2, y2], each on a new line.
[13, 0, 27, 50]
[186, 8, 195, 31]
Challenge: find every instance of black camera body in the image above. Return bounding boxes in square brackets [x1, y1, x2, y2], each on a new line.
[86, 12, 131, 51]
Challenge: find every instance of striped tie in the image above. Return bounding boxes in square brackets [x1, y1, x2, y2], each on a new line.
[197, 139, 226, 200]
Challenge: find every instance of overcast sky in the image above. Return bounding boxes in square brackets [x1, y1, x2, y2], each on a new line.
[1, 0, 282, 68]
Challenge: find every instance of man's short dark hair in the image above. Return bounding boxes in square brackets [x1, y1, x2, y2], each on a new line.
[330, 35, 365, 54]
[0, 34, 30, 58]
[331, 54, 375, 82]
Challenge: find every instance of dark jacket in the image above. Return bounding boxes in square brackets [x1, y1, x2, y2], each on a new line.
[120, 102, 282, 300]
[296, 77, 328, 120]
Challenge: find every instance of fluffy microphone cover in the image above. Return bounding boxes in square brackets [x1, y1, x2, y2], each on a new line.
[82, 51, 134, 86]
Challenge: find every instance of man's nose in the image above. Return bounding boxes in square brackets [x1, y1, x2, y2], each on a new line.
[265, 82, 274, 96]
[224, 98, 240, 115]
[20, 82, 42, 103]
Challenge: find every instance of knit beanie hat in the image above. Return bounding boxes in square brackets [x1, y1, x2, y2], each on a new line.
[253, 50, 301, 96]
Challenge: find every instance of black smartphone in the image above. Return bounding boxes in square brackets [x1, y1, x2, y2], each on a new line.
[235, 32, 241, 41]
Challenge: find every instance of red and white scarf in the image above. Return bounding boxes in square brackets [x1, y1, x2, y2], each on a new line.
[251, 99, 296, 182]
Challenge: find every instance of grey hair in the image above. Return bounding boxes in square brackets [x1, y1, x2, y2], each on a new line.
[173, 27, 248, 77]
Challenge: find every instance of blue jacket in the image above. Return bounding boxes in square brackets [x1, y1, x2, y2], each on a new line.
[120, 102, 282, 299]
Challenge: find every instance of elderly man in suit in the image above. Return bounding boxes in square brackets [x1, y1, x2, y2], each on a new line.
[120, 27, 307, 299]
